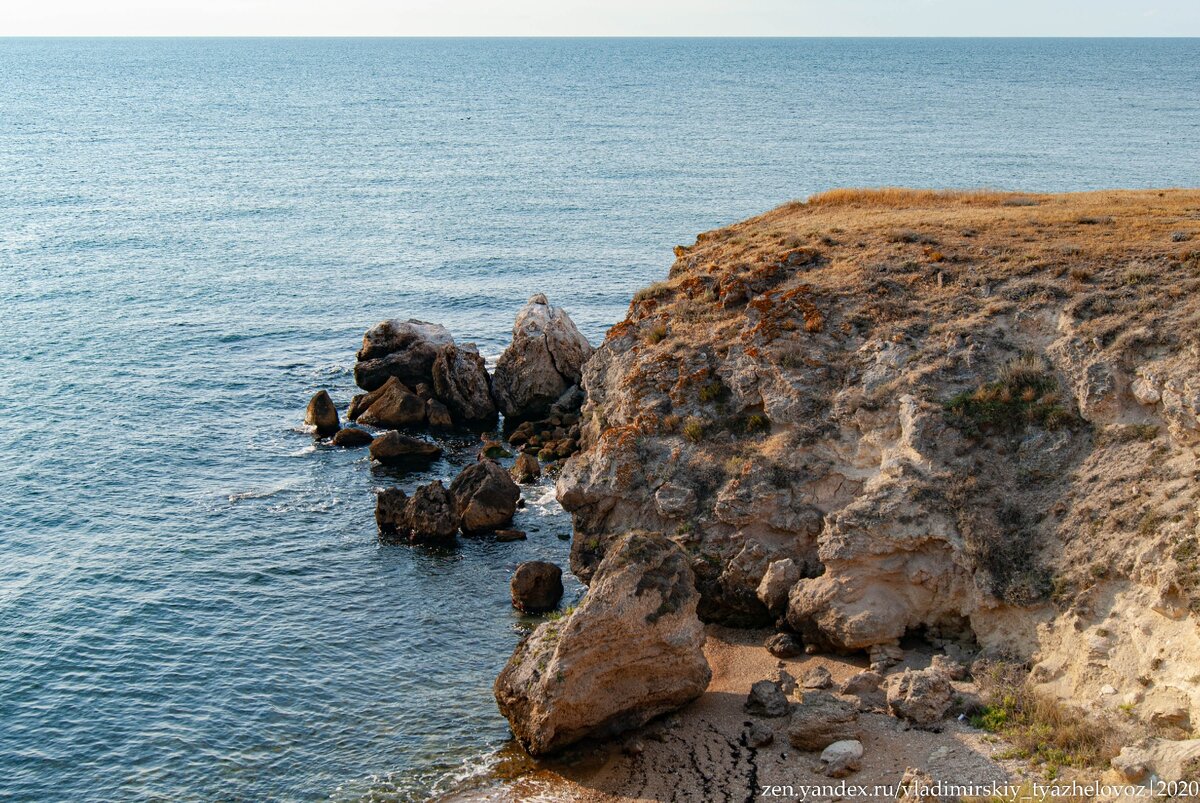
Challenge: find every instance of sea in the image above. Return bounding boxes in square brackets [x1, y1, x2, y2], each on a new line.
[1, 37, 1197, 801]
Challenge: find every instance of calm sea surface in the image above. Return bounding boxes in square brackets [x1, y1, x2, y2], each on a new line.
[1, 37, 1197, 801]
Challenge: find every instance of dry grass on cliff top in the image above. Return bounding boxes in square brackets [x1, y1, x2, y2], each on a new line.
[635, 187, 1200, 353]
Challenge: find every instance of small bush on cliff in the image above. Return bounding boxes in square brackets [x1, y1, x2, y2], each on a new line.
[945, 355, 1071, 436]
[682, 417, 706, 443]
[972, 663, 1119, 773]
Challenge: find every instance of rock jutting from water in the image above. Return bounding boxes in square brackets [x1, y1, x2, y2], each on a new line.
[492, 294, 594, 422]
[304, 389, 340, 436]
[493, 531, 710, 756]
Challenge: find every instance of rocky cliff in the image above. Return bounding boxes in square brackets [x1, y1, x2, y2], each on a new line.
[556, 189, 1200, 733]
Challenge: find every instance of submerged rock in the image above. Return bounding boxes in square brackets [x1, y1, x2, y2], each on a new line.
[510, 561, 563, 612]
[432, 343, 497, 424]
[304, 389, 340, 436]
[449, 460, 520, 535]
[354, 319, 454, 391]
[330, 427, 374, 448]
[368, 431, 442, 464]
[357, 377, 427, 428]
[375, 481, 458, 545]
[492, 294, 593, 422]
[493, 531, 710, 756]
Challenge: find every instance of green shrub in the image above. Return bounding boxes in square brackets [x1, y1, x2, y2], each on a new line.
[945, 355, 1072, 436]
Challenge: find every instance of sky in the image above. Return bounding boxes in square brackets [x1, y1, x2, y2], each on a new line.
[1, 0, 1198, 37]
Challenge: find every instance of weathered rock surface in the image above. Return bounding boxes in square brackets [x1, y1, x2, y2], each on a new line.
[375, 482, 458, 545]
[330, 427, 374, 448]
[554, 190, 1200, 726]
[787, 690, 860, 751]
[304, 389, 340, 436]
[449, 460, 520, 535]
[887, 667, 953, 727]
[765, 632, 804, 658]
[354, 319, 454, 391]
[510, 561, 564, 613]
[492, 294, 593, 421]
[357, 376, 427, 428]
[494, 531, 710, 756]
[425, 398, 453, 428]
[511, 452, 541, 484]
[819, 739, 864, 778]
[368, 431, 442, 464]
[800, 665, 833, 690]
[432, 343, 497, 424]
[744, 679, 790, 718]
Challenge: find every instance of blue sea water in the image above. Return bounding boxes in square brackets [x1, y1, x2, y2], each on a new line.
[0, 37, 1197, 801]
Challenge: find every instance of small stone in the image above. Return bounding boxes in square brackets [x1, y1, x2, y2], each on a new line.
[930, 654, 967, 681]
[745, 679, 791, 718]
[840, 671, 883, 695]
[622, 739, 644, 756]
[746, 722, 774, 748]
[801, 666, 833, 689]
[819, 739, 863, 778]
[766, 632, 804, 658]
[773, 670, 797, 696]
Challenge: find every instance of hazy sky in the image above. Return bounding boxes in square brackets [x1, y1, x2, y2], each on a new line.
[2, 0, 1198, 37]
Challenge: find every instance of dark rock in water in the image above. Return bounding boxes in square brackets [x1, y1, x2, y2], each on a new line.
[765, 632, 804, 658]
[375, 481, 459, 545]
[304, 389, 340, 436]
[510, 561, 563, 612]
[346, 391, 374, 421]
[425, 398, 454, 429]
[495, 529, 527, 542]
[449, 460, 520, 535]
[354, 319, 454, 391]
[511, 452, 541, 484]
[479, 439, 513, 460]
[492, 295, 593, 422]
[358, 377, 427, 428]
[330, 428, 374, 448]
[368, 431, 441, 464]
[433, 343, 497, 424]
[744, 679, 791, 718]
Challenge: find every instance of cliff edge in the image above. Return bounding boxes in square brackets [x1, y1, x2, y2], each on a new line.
[557, 188, 1200, 733]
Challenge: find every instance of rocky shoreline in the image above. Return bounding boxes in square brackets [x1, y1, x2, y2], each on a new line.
[306, 189, 1200, 800]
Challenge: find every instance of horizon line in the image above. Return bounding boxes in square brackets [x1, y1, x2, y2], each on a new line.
[3, 34, 1200, 39]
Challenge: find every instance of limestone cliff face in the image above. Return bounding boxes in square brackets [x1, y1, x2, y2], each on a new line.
[557, 189, 1200, 730]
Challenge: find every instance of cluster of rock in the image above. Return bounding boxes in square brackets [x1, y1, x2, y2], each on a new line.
[741, 660, 962, 778]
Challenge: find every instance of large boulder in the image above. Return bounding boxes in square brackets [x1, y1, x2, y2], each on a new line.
[354, 319, 454, 391]
[494, 531, 711, 756]
[886, 667, 953, 726]
[449, 460, 520, 535]
[511, 452, 541, 484]
[375, 482, 459, 545]
[368, 431, 442, 464]
[357, 377, 427, 428]
[511, 561, 564, 613]
[491, 294, 593, 421]
[304, 389, 340, 436]
[432, 343, 497, 424]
